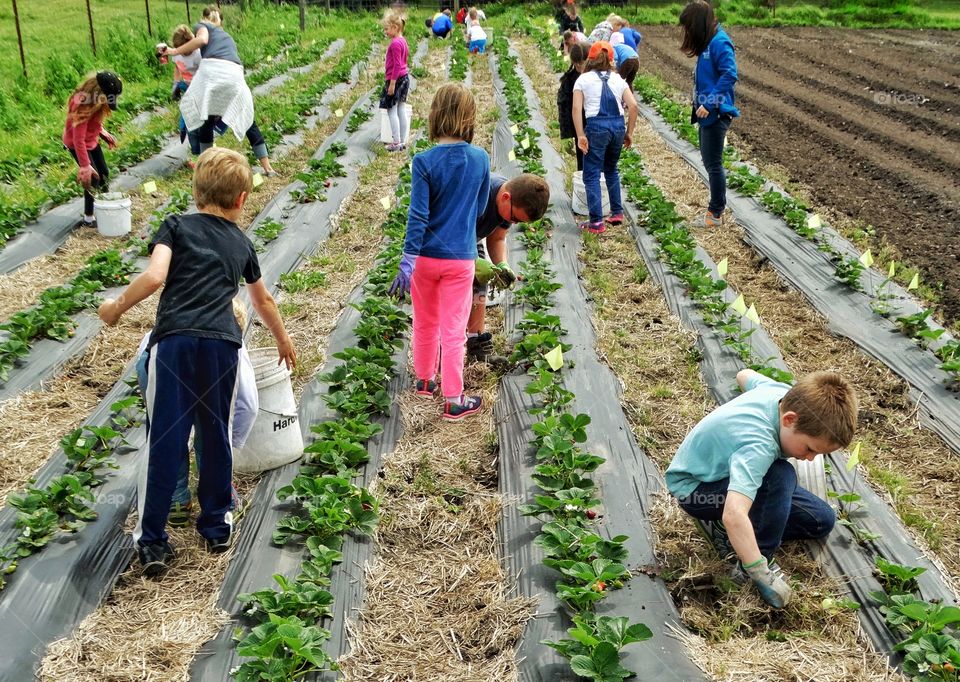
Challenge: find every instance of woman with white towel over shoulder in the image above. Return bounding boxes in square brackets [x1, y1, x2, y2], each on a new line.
[162, 4, 277, 176]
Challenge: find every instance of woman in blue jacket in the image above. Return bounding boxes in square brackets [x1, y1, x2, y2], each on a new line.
[680, 0, 739, 228]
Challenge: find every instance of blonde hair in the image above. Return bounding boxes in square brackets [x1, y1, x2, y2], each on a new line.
[171, 24, 194, 48]
[202, 4, 222, 25]
[67, 75, 112, 125]
[193, 148, 252, 210]
[232, 297, 248, 330]
[469, 8, 478, 19]
[606, 13, 624, 27]
[382, 8, 404, 31]
[428, 83, 475, 143]
[781, 371, 858, 447]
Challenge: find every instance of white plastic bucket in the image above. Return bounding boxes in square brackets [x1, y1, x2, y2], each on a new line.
[234, 347, 304, 473]
[380, 104, 413, 144]
[93, 192, 132, 237]
[572, 171, 611, 216]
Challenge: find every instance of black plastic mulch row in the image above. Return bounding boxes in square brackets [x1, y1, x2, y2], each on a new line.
[0, 47, 389, 682]
[188, 39, 432, 681]
[620, 162, 959, 663]
[490, 41, 706, 681]
[636, 101, 960, 459]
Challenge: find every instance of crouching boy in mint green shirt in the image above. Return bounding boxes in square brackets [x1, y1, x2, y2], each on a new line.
[666, 369, 857, 608]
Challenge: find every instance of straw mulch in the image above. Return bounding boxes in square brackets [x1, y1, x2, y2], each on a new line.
[339, 50, 535, 682]
[579, 217, 900, 680]
[632, 113, 960, 592]
[37, 61, 402, 681]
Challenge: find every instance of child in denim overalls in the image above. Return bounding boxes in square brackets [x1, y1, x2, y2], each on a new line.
[572, 41, 638, 234]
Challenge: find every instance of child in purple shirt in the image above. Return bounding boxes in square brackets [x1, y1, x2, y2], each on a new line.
[380, 10, 410, 151]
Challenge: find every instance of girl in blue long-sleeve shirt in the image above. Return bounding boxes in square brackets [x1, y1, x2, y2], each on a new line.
[681, 0, 740, 228]
[390, 83, 489, 421]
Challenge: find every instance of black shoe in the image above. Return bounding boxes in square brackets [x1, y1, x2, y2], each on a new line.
[466, 332, 494, 361]
[76, 218, 98, 230]
[205, 511, 234, 554]
[137, 540, 175, 577]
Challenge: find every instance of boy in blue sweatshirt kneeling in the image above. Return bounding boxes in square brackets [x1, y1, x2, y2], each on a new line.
[99, 147, 296, 576]
[666, 369, 857, 607]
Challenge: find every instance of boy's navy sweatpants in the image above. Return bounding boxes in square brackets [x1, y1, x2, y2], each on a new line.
[134, 335, 239, 547]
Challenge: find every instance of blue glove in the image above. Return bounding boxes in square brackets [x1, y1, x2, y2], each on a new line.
[389, 252, 417, 298]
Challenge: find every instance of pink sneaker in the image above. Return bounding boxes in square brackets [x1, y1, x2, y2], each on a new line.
[443, 394, 483, 421]
[579, 220, 606, 235]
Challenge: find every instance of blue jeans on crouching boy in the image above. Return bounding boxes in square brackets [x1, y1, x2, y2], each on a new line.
[698, 115, 732, 217]
[583, 116, 625, 223]
[677, 458, 836, 561]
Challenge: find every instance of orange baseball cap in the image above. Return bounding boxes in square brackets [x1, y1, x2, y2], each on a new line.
[587, 41, 614, 61]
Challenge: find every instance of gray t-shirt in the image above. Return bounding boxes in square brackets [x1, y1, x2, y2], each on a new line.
[196, 22, 241, 64]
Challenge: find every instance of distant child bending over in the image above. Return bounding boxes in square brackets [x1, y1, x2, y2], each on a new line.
[380, 10, 410, 152]
[680, 0, 739, 228]
[587, 13, 616, 43]
[558, 41, 590, 171]
[99, 147, 296, 576]
[467, 9, 487, 54]
[613, 42, 640, 90]
[573, 41, 637, 234]
[389, 84, 489, 421]
[666, 370, 855, 608]
[561, 29, 587, 55]
[63, 71, 122, 230]
[134, 297, 257, 527]
[468, 173, 550, 362]
[557, 2, 584, 48]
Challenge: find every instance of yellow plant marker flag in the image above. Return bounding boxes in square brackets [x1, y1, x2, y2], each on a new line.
[508, 150, 516, 162]
[908, 273, 920, 291]
[521, 137, 531, 150]
[563, 54, 571, 63]
[545, 345, 564, 371]
[729, 294, 747, 315]
[379, 197, 391, 210]
[510, 124, 519, 135]
[888, 261, 896, 278]
[142, 180, 157, 194]
[859, 249, 874, 268]
[846, 441, 862, 471]
[745, 303, 761, 325]
[334, 108, 344, 118]
[807, 214, 822, 230]
[717, 258, 728, 278]
[251, 173, 264, 189]
[556, 50, 562, 57]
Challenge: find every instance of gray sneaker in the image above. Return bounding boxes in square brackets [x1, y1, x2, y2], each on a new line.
[693, 518, 734, 559]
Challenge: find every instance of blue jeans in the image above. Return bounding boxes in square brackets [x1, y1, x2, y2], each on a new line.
[698, 115, 732, 217]
[583, 116, 625, 222]
[677, 459, 836, 561]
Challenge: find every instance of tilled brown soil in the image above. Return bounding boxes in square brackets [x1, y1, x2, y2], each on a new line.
[638, 25, 960, 325]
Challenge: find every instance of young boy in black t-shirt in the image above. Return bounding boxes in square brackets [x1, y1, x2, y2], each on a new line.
[99, 147, 296, 576]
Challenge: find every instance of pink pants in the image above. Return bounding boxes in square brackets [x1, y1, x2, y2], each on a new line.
[411, 256, 475, 400]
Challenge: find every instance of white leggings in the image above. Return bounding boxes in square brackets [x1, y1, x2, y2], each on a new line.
[387, 102, 408, 145]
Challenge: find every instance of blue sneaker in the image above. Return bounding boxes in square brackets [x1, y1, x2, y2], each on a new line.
[415, 378, 439, 398]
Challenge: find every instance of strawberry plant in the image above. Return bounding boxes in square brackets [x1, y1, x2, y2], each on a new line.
[834, 254, 865, 292]
[233, 614, 337, 681]
[280, 270, 327, 293]
[345, 106, 373, 134]
[291, 148, 347, 203]
[449, 39, 468, 81]
[254, 218, 286, 245]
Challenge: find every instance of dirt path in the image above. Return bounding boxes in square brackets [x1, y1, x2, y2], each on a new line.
[638, 25, 960, 327]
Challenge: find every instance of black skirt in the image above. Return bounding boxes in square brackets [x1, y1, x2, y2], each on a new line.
[379, 74, 410, 109]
